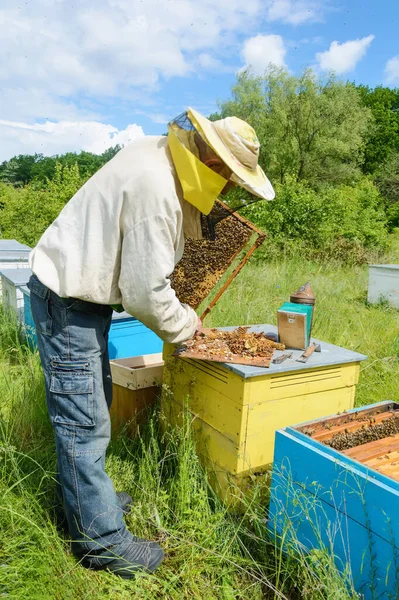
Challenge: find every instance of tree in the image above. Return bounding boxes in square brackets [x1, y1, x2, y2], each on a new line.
[0, 154, 43, 186]
[0, 162, 84, 246]
[100, 145, 122, 163]
[357, 85, 399, 174]
[0, 145, 122, 186]
[217, 68, 372, 187]
[375, 152, 399, 228]
[29, 156, 56, 182]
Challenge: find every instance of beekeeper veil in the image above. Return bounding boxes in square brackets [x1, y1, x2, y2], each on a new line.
[167, 108, 275, 240]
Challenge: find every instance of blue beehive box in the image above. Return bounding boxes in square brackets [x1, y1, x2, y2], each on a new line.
[21, 285, 36, 347]
[108, 312, 163, 359]
[21, 290, 163, 359]
[269, 401, 399, 600]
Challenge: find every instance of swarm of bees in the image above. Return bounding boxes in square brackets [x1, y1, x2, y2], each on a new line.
[326, 416, 399, 451]
[171, 211, 253, 309]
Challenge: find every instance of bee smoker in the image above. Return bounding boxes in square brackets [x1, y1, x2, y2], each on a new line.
[290, 282, 316, 337]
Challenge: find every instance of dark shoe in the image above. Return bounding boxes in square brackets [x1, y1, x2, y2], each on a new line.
[116, 491, 133, 514]
[100, 539, 164, 578]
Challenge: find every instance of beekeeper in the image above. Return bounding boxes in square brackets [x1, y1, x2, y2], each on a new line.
[28, 108, 274, 579]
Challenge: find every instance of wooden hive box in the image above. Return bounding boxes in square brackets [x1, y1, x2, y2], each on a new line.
[269, 401, 399, 600]
[162, 324, 367, 502]
[368, 264, 399, 308]
[0, 267, 32, 321]
[110, 353, 164, 435]
[0, 240, 31, 296]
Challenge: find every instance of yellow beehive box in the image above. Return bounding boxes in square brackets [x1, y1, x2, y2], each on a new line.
[162, 325, 367, 498]
[110, 353, 164, 435]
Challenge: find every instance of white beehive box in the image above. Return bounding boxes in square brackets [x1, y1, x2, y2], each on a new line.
[1, 268, 32, 321]
[0, 240, 31, 296]
[368, 264, 399, 308]
[0, 240, 31, 252]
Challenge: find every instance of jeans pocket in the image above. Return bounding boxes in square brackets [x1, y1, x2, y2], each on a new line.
[49, 293, 82, 312]
[30, 287, 53, 337]
[50, 360, 95, 427]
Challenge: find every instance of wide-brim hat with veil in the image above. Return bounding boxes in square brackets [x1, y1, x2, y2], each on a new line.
[167, 107, 275, 216]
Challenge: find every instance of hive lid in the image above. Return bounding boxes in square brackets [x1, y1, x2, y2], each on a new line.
[171, 200, 266, 320]
[369, 264, 399, 270]
[0, 267, 32, 285]
[0, 240, 31, 252]
[215, 324, 367, 378]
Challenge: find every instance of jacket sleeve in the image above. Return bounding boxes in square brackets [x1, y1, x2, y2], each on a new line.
[119, 214, 199, 344]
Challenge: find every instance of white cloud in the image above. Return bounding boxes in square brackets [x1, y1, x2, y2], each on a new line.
[148, 114, 169, 125]
[0, 0, 266, 159]
[266, 0, 322, 25]
[0, 89, 99, 122]
[385, 56, 399, 85]
[197, 53, 225, 71]
[0, 0, 330, 160]
[196, 53, 236, 74]
[0, 120, 144, 162]
[0, 0, 318, 110]
[134, 109, 170, 125]
[316, 35, 375, 74]
[241, 34, 287, 75]
[0, 0, 263, 102]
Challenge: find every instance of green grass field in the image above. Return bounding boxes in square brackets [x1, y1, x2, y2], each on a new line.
[1, 249, 399, 599]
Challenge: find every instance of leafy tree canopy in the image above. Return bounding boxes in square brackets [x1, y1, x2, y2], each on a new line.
[0, 146, 122, 187]
[357, 84, 399, 174]
[0, 162, 84, 246]
[375, 152, 399, 228]
[216, 68, 372, 188]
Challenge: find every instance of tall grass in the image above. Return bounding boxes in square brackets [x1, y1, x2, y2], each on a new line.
[2, 246, 399, 598]
[0, 325, 353, 600]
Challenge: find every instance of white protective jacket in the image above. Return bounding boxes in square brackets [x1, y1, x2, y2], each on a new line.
[29, 136, 201, 344]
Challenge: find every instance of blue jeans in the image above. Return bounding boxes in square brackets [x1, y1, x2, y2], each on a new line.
[28, 274, 132, 563]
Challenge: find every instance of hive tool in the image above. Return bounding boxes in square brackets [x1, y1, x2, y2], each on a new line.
[296, 343, 321, 363]
[272, 352, 293, 364]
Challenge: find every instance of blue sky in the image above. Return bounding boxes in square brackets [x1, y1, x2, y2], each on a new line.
[0, 0, 398, 160]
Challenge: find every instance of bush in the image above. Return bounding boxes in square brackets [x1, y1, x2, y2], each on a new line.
[0, 161, 390, 266]
[374, 152, 399, 229]
[0, 163, 84, 246]
[240, 176, 389, 264]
